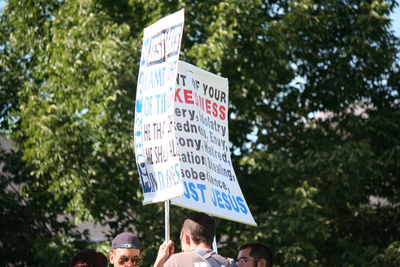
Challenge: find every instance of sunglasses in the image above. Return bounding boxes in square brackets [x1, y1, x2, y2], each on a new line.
[236, 257, 260, 265]
[118, 256, 143, 265]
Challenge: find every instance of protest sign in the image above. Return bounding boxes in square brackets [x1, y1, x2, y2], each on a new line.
[133, 10, 256, 226]
[171, 61, 257, 226]
[134, 9, 185, 204]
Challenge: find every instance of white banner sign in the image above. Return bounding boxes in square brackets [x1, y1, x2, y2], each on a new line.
[134, 9, 185, 204]
[171, 61, 256, 226]
[133, 10, 256, 226]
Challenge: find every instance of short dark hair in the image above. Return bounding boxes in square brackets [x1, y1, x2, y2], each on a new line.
[71, 249, 108, 267]
[182, 212, 215, 246]
[239, 243, 273, 267]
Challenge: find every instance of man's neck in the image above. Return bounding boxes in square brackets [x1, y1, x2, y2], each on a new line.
[190, 243, 212, 251]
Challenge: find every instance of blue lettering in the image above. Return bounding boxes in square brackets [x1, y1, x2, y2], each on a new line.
[237, 196, 248, 214]
[230, 194, 239, 212]
[183, 181, 190, 199]
[144, 96, 153, 116]
[197, 184, 206, 203]
[215, 190, 224, 209]
[211, 189, 249, 214]
[138, 71, 145, 85]
[136, 153, 156, 193]
[184, 182, 207, 202]
[150, 67, 165, 88]
[157, 171, 165, 189]
[175, 163, 180, 179]
[222, 192, 232, 210]
[189, 182, 199, 201]
[211, 188, 217, 206]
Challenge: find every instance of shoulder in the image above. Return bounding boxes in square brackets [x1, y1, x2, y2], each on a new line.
[165, 252, 207, 267]
[168, 252, 205, 261]
[207, 253, 235, 267]
[193, 250, 235, 267]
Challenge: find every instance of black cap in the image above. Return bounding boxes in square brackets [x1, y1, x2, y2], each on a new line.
[112, 232, 141, 250]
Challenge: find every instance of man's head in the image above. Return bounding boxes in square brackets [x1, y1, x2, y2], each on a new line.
[109, 232, 142, 267]
[237, 243, 273, 267]
[71, 249, 97, 267]
[71, 249, 108, 267]
[180, 212, 215, 252]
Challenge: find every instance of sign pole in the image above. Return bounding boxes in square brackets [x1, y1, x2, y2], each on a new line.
[165, 200, 170, 241]
[212, 236, 218, 253]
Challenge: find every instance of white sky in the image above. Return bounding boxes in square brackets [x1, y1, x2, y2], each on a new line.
[392, 4, 400, 36]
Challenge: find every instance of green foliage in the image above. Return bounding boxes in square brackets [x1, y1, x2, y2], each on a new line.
[0, 145, 88, 266]
[1, 0, 399, 266]
[372, 241, 400, 266]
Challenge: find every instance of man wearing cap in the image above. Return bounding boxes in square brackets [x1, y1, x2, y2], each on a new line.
[109, 232, 142, 267]
[154, 212, 234, 267]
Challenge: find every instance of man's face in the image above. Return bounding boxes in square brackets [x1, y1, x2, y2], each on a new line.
[109, 248, 141, 267]
[237, 248, 259, 267]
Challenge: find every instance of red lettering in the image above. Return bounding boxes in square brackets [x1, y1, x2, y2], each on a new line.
[197, 94, 205, 111]
[212, 102, 218, 117]
[219, 105, 226, 120]
[184, 89, 194, 104]
[205, 99, 212, 115]
[175, 88, 183, 103]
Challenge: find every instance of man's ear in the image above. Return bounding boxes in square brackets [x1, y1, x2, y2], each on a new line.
[184, 233, 191, 245]
[257, 258, 267, 267]
[109, 252, 115, 264]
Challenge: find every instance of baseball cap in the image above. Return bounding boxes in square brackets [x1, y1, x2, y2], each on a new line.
[112, 232, 141, 250]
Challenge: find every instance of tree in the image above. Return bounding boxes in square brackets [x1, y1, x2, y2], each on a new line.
[0, 140, 90, 266]
[1, 0, 399, 266]
[205, 1, 400, 266]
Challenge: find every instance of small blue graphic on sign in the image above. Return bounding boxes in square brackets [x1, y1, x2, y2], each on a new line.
[136, 99, 142, 113]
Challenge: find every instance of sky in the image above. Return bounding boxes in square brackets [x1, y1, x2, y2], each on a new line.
[393, 4, 400, 35]
[0, 2, 399, 36]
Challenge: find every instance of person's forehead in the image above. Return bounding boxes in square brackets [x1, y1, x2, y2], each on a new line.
[114, 248, 141, 257]
[238, 247, 252, 258]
